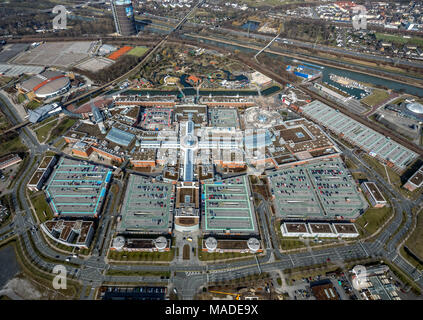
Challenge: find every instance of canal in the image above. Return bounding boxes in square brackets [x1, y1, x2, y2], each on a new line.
[182, 34, 423, 98]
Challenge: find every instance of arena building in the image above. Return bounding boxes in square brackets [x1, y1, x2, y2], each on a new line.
[18, 70, 70, 99]
[385, 101, 423, 123]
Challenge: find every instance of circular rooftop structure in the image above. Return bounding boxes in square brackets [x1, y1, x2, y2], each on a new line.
[181, 134, 198, 149]
[247, 238, 260, 252]
[205, 237, 217, 252]
[258, 114, 268, 123]
[406, 102, 423, 115]
[244, 107, 283, 129]
[154, 236, 167, 251]
[112, 236, 125, 250]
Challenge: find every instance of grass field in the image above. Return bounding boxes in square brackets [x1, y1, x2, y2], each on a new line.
[47, 118, 77, 143]
[375, 33, 423, 47]
[108, 249, 174, 262]
[404, 210, 423, 264]
[356, 206, 393, 236]
[35, 119, 58, 143]
[127, 46, 149, 57]
[25, 100, 42, 110]
[0, 135, 27, 156]
[30, 193, 54, 223]
[360, 89, 390, 107]
[106, 269, 171, 277]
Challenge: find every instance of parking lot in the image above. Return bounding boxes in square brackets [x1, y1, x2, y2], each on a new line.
[13, 41, 97, 68]
[117, 174, 174, 234]
[202, 175, 258, 234]
[268, 158, 367, 219]
[208, 108, 239, 128]
[45, 158, 112, 217]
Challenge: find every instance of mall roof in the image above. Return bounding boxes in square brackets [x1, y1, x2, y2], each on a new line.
[105, 127, 135, 147]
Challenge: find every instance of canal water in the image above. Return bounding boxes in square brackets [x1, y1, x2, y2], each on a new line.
[0, 245, 20, 289]
[117, 85, 281, 97]
[183, 35, 423, 98]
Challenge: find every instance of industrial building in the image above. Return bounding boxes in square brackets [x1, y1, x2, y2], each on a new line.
[361, 182, 387, 207]
[300, 100, 418, 172]
[268, 157, 367, 220]
[18, 70, 70, 99]
[353, 265, 401, 300]
[116, 174, 174, 235]
[44, 158, 112, 218]
[111, 0, 137, 36]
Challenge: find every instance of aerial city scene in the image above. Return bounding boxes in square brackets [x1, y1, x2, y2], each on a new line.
[0, 0, 423, 305]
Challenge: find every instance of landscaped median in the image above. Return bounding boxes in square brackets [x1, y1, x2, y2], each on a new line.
[355, 206, 393, 237]
[29, 192, 54, 223]
[107, 249, 175, 263]
[400, 208, 423, 271]
[105, 269, 171, 278]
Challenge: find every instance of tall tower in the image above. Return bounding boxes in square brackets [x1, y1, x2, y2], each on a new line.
[111, 0, 136, 36]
